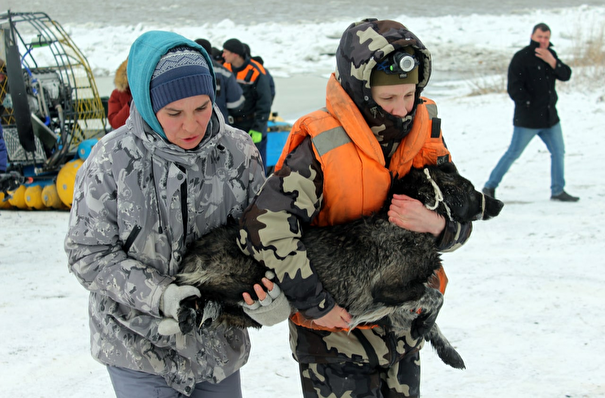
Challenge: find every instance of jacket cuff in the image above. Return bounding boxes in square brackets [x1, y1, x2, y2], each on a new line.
[435, 220, 473, 252]
[297, 292, 336, 320]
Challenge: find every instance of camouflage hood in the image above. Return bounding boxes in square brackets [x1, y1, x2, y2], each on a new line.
[335, 19, 432, 157]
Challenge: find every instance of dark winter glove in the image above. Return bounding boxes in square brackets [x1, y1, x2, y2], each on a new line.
[242, 272, 292, 326]
[158, 284, 200, 335]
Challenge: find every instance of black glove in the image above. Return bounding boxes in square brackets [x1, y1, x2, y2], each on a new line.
[0, 171, 25, 194]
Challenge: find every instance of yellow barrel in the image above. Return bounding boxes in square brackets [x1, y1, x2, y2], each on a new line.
[57, 159, 84, 208]
[24, 185, 47, 210]
[0, 191, 13, 209]
[42, 183, 66, 209]
[7, 184, 28, 209]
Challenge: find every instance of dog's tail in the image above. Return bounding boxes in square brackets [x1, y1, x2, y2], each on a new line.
[426, 323, 466, 369]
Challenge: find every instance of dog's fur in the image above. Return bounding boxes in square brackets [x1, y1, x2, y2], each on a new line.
[176, 162, 504, 369]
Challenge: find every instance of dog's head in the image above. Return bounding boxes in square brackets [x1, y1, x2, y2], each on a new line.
[391, 163, 504, 222]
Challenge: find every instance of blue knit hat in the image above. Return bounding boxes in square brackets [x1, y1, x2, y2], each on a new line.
[150, 46, 214, 113]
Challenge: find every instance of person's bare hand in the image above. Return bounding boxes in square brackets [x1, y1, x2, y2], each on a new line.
[387, 194, 445, 237]
[242, 277, 274, 305]
[312, 304, 352, 329]
[241, 273, 291, 327]
[535, 48, 556, 68]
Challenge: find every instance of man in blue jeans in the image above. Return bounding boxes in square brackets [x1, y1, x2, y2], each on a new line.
[483, 22, 579, 202]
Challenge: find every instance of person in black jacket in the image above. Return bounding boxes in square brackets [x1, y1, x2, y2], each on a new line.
[222, 38, 272, 171]
[194, 39, 245, 122]
[483, 23, 578, 202]
[242, 42, 276, 105]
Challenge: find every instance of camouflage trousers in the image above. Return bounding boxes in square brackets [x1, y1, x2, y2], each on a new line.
[290, 321, 424, 398]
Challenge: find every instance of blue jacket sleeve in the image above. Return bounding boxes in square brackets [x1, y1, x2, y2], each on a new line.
[0, 125, 8, 173]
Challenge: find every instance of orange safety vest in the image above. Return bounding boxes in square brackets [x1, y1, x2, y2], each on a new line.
[223, 59, 266, 84]
[277, 75, 451, 331]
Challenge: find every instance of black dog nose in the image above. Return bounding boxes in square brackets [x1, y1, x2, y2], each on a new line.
[483, 196, 504, 220]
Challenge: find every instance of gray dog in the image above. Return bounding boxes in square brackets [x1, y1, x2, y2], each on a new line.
[176, 162, 504, 369]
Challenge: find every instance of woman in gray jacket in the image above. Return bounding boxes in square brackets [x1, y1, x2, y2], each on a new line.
[65, 31, 278, 397]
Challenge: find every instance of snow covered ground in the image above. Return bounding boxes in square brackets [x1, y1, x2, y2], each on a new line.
[1, 4, 604, 397]
[2, 84, 603, 397]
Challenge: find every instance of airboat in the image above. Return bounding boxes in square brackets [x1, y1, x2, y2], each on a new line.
[0, 10, 106, 210]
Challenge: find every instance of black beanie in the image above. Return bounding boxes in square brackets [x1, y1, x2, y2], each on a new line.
[194, 38, 212, 55]
[223, 38, 246, 57]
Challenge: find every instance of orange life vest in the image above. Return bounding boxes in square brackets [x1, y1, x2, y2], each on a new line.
[278, 74, 451, 331]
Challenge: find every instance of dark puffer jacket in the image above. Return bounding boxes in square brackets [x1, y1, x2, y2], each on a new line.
[507, 39, 572, 128]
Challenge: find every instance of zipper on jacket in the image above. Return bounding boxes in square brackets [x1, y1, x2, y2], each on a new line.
[123, 225, 142, 253]
[177, 165, 188, 243]
[150, 152, 164, 234]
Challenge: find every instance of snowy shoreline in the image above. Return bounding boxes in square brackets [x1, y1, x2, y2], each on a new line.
[59, 5, 604, 80]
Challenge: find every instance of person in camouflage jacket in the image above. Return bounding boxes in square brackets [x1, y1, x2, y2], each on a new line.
[238, 19, 473, 397]
[65, 31, 266, 397]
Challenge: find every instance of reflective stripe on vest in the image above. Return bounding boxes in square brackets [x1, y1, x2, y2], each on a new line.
[224, 60, 264, 84]
[426, 102, 438, 119]
[313, 126, 351, 157]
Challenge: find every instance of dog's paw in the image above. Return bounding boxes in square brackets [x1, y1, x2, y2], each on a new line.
[426, 323, 466, 370]
[177, 296, 202, 334]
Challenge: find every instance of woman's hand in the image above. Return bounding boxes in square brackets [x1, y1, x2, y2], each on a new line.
[388, 194, 445, 237]
[312, 304, 352, 329]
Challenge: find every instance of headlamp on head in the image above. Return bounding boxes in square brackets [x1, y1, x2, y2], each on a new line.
[371, 47, 420, 86]
[377, 52, 419, 77]
[393, 52, 418, 73]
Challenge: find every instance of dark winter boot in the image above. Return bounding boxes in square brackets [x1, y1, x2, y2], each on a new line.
[551, 191, 579, 202]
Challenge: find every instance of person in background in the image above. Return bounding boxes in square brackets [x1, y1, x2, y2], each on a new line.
[222, 38, 272, 170]
[242, 43, 275, 105]
[195, 38, 245, 122]
[65, 30, 288, 398]
[483, 22, 578, 202]
[0, 124, 7, 173]
[107, 58, 133, 129]
[210, 47, 224, 64]
[238, 19, 473, 397]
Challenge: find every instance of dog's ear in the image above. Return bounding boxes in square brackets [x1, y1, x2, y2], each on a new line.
[437, 162, 458, 175]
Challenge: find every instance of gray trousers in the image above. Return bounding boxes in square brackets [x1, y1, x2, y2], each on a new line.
[107, 366, 242, 398]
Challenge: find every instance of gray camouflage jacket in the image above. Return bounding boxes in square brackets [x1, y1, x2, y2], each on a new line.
[65, 104, 265, 395]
